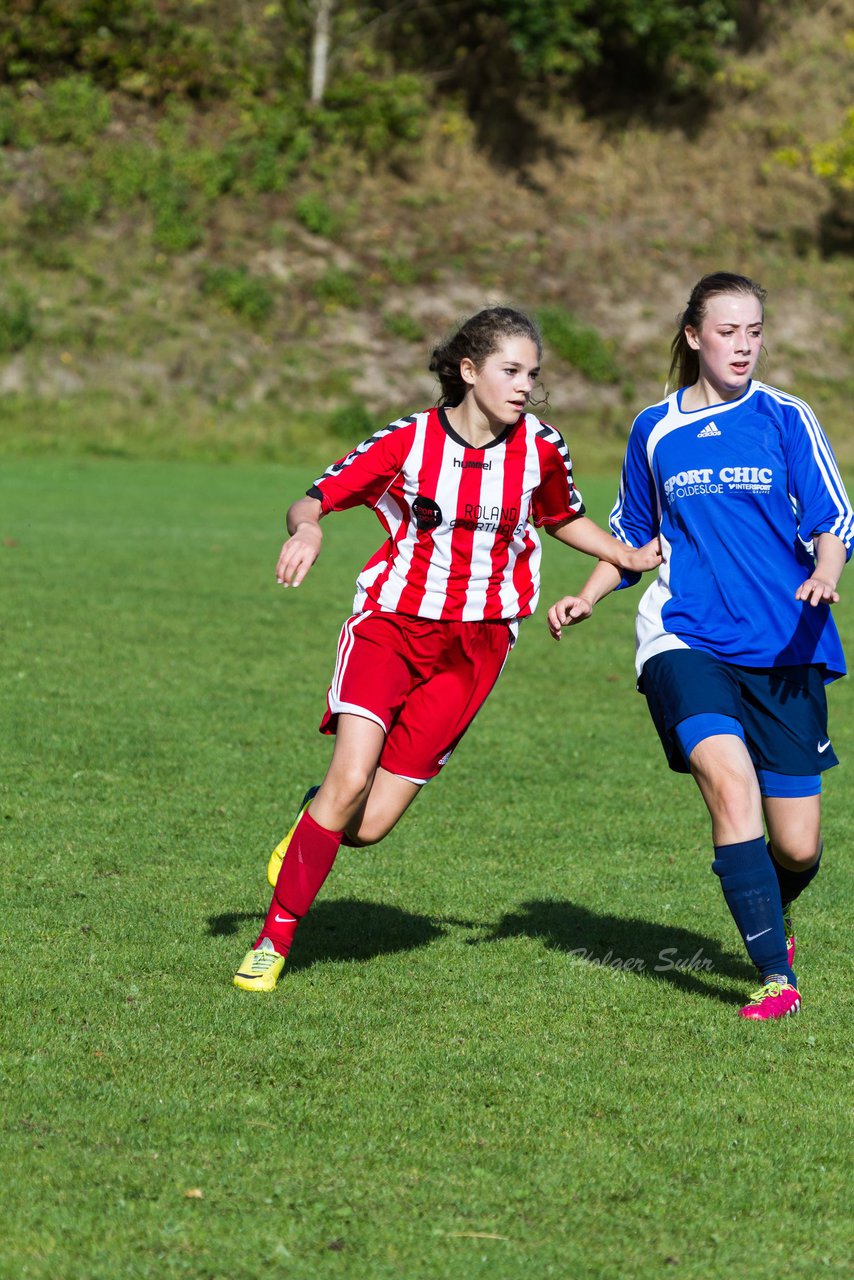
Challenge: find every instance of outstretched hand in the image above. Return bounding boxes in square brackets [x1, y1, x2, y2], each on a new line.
[547, 595, 593, 641]
[276, 524, 322, 588]
[795, 575, 839, 607]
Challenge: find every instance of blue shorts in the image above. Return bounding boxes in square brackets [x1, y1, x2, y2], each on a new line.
[640, 649, 838, 778]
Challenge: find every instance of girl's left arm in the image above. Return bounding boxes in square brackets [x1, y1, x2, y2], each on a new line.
[547, 516, 662, 573]
[795, 532, 847, 606]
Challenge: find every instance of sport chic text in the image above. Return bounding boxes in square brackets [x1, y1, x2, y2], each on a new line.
[663, 466, 773, 502]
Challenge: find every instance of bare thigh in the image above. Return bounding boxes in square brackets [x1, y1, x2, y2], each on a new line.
[688, 733, 763, 846]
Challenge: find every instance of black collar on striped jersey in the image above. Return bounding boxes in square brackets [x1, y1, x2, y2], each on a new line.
[438, 405, 520, 450]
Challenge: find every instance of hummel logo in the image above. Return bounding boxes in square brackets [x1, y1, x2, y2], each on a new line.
[697, 421, 721, 437]
[818, 740, 832, 754]
[745, 928, 772, 943]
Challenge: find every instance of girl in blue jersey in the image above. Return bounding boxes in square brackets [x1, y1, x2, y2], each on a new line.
[548, 272, 852, 1021]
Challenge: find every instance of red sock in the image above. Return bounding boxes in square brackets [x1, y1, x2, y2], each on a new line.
[255, 810, 344, 956]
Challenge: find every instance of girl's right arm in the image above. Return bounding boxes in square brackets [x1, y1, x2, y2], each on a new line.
[547, 560, 623, 640]
[276, 495, 324, 587]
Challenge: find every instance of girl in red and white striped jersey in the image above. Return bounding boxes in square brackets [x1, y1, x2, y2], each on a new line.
[234, 306, 661, 992]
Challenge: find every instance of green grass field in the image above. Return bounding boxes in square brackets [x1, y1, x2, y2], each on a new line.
[2, 459, 853, 1280]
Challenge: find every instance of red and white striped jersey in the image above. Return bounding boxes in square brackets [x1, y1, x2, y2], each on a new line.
[309, 406, 585, 623]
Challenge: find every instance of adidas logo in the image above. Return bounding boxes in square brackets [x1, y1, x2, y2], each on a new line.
[697, 422, 721, 438]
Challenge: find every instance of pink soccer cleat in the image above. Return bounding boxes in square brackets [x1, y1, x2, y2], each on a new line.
[739, 979, 801, 1020]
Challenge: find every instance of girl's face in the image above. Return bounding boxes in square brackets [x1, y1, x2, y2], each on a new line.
[460, 337, 541, 427]
[686, 292, 764, 400]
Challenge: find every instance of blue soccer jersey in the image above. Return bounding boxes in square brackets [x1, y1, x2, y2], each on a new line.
[609, 380, 853, 680]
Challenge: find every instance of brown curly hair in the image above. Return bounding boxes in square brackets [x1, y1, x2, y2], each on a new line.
[429, 307, 543, 407]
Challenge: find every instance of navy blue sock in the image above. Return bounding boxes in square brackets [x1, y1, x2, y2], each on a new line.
[711, 837, 796, 985]
[768, 841, 822, 908]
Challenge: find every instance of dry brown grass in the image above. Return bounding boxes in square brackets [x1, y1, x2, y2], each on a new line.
[0, 1, 851, 469]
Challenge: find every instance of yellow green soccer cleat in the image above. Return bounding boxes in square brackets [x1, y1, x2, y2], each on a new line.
[233, 938, 286, 992]
[267, 785, 319, 887]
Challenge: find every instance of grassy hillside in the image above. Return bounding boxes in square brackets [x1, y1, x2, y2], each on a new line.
[0, 0, 851, 472]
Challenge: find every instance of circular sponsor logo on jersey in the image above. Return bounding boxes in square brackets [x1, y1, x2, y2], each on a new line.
[413, 494, 442, 531]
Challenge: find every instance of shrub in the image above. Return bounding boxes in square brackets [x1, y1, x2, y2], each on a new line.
[811, 108, 854, 193]
[811, 107, 854, 253]
[0, 285, 36, 353]
[0, 1, 284, 100]
[295, 193, 339, 238]
[0, 75, 111, 149]
[149, 171, 203, 252]
[313, 266, 361, 310]
[328, 399, 377, 442]
[317, 71, 427, 160]
[380, 253, 419, 287]
[383, 312, 424, 343]
[201, 266, 274, 325]
[536, 306, 622, 384]
[26, 179, 105, 234]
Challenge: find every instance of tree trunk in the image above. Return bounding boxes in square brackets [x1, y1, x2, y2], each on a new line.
[309, 0, 334, 106]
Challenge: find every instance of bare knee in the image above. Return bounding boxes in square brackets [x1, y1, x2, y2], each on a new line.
[770, 837, 821, 870]
[764, 796, 822, 869]
[693, 759, 757, 831]
[344, 813, 393, 847]
[338, 759, 376, 800]
[318, 763, 374, 828]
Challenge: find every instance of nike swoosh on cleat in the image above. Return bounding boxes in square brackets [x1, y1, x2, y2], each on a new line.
[745, 928, 772, 943]
[818, 740, 831, 753]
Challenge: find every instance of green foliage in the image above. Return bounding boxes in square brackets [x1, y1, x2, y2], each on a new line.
[313, 265, 361, 310]
[0, 65, 427, 255]
[811, 107, 854, 192]
[383, 310, 424, 342]
[148, 171, 204, 252]
[328, 398, 378, 441]
[201, 266, 275, 326]
[317, 70, 428, 158]
[0, 0, 293, 98]
[384, 0, 751, 109]
[0, 0, 759, 131]
[233, 100, 313, 194]
[769, 103, 854, 252]
[0, 283, 36, 352]
[536, 306, 622, 384]
[381, 252, 420, 286]
[493, 0, 601, 83]
[811, 105, 854, 251]
[295, 192, 339, 237]
[0, 74, 111, 148]
[494, 0, 741, 92]
[26, 177, 105, 234]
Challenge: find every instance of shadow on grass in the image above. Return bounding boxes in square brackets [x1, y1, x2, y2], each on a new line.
[208, 898, 449, 973]
[474, 899, 755, 1006]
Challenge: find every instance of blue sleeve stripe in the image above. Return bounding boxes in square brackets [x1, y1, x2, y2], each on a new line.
[796, 398, 854, 544]
[609, 468, 644, 548]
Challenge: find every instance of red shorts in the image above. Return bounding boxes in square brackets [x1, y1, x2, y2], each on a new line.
[320, 611, 513, 784]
